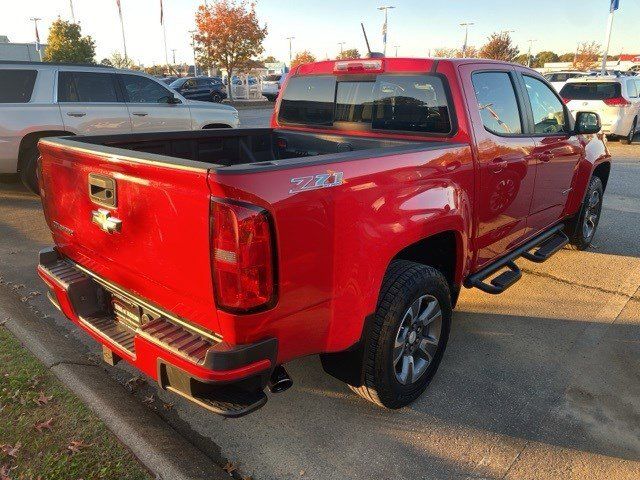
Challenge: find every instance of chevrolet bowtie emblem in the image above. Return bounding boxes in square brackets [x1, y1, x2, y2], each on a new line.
[91, 209, 122, 234]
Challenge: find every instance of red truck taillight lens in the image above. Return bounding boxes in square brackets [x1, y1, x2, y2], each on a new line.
[603, 96, 630, 106]
[211, 199, 276, 312]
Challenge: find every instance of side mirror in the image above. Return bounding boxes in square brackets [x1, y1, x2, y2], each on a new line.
[575, 111, 601, 134]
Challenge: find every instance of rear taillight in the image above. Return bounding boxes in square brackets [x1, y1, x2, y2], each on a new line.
[211, 199, 275, 312]
[603, 96, 630, 106]
[334, 59, 384, 73]
[562, 97, 570, 104]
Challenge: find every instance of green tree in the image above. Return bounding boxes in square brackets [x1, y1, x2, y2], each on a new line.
[534, 51, 559, 68]
[479, 32, 519, 61]
[291, 50, 316, 68]
[558, 52, 575, 62]
[513, 53, 531, 66]
[261, 55, 277, 63]
[42, 19, 95, 64]
[337, 48, 360, 59]
[108, 51, 136, 69]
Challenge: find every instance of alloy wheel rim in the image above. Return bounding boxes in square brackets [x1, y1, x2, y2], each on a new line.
[393, 294, 442, 385]
[582, 189, 601, 240]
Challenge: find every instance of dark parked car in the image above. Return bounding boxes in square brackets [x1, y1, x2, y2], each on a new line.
[169, 77, 228, 103]
[159, 76, 179, 85]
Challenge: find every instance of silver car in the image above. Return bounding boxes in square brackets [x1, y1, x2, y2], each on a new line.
[0, 62, 240, 192]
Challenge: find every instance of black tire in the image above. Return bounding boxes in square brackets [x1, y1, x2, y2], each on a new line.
[566, 175, 603, 250]
[18, 143, 40, 194]
[350, 260, 451, 408]
[620, 118, 637, 145]
[210, 93, 223, 103]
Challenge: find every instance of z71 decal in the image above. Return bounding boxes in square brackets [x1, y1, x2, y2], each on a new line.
[289, 171, 344, 194]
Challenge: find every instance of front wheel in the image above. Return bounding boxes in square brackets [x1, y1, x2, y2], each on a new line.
[350, 260, 451, 409]
[566, 175, 603, 250]
[210, 93, 223, 103]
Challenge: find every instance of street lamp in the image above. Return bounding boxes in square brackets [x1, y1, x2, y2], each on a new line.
[189, 29, 198, 77]
[286, 36, 295, 64]
[29, 17, 42, 61]
[171, 48, 177, 65]
[338, 41, 345, 55]
[527, 39, 537, 67]
[393, 45, 400, 57]
[459, 22, 474, 57]
[378, 5, 395, 56]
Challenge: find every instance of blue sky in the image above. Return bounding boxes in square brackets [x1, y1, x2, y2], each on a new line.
[2, 0, 639, 65]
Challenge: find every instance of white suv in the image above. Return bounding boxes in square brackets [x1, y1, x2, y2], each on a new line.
[0, 62, 240, 192]
[261, 73, 286, 102]
[560, 74, 640, 144]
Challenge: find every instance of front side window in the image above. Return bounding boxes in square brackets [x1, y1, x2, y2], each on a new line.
[0, 69, 37, 103]
[471, 71, 522, 135]
[278, 74, 453, 134]
[58, 72, 119, 103]
[523, 75, 566, 134]
[120, 74, 174, 103]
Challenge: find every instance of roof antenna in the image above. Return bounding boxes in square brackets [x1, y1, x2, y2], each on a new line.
[361, 22, 384, 58]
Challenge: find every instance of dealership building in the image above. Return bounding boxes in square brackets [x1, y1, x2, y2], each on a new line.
[0, 36, 45, 61]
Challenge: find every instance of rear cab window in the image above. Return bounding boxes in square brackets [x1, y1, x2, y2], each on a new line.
[278, 74, 453, 135]
[0, 69, 37, 103]
[471, 71, 523, 135]
[560, 82, 622, 100]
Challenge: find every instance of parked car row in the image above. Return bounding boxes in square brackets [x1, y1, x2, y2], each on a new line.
[0, 61, 240, 192]
[159, 73, 288, 102]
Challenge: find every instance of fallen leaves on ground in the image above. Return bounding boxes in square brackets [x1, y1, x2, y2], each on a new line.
[34, 418, 54, 433]
[142, 395, 154, 406]
[33, 391, 52, 406]
[223, 461, 237, 475]
[162, 402, 173, 411]
[67, 440, 92, 455]
[0, 464, 14, 480]
[124, 376, 146, 393]
[0, 443, 21, 459]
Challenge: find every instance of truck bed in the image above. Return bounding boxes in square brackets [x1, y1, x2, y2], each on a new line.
[60, 128, 450, 173]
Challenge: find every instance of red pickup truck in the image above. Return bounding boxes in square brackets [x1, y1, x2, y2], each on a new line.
[36, 58, 610, 417]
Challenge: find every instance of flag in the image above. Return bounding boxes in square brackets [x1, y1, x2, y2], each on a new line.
[160, 0, 164, 25]
[116, 0, 122, 16]
[610, 0, 620, 11]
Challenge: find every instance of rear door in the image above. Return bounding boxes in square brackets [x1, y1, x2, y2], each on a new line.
[57, 70, 132, 135]
[518, 72, 582, 230]
[118, 73, 192, 132]
[459, 65, 537, 269]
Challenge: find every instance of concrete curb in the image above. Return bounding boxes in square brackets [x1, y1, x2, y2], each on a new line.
[0, 287, 228, 480]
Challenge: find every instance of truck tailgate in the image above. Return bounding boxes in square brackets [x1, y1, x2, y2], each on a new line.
[38, 139, 220, 333]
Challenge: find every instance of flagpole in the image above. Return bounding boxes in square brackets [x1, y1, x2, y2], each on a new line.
[116, 0, 128, 61]
[161, 0, 169, 71]
[601, 0, 618, 75]
[378, 5, 394, 57]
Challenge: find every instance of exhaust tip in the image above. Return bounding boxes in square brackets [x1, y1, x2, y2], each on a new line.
[268, 365, 292, 393]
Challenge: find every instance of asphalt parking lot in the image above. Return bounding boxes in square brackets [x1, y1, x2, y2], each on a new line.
[0, 110, 638, 479]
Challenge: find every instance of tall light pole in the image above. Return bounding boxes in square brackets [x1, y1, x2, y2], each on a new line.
[338, 41, 345, 55]
[527, 39, 537, 67]
[69, 0, 76, 23]
[601, 0, 620, 74]
[29, 17, 42, 61]
[378, 5, 395, 56]
[171, 48, 177, 64]
[189, 29, 198, 77]
[393, 45, 400, 57]
[460, 22, 474, 57]
[286, 36, 295, 64]
[115, 0, 128, 61]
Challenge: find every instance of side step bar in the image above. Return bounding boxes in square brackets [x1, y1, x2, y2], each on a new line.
[465, 224, 568, 294]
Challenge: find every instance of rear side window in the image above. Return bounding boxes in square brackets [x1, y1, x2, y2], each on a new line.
[627, 79, 638, 98]
[560, 82, 621, 100]
[58, 72, 119, 102]
[279, 74, 453, 134]
[0, 69, 37, 103]
[471, 71, 522, 135]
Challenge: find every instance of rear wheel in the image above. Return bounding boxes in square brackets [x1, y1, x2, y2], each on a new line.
[566, 175, 603, 250]
[18, 143, 40, 194]
[620, 117, 637, 145]
[210, 92, 223, 103]
[350, 260, 451, 408]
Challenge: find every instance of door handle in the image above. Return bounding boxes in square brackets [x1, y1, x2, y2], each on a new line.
[539, 152, 553, 162]
[132, 112, 148, 117]
[67, 112, 86, 117]
[489, 158, 508, 173]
